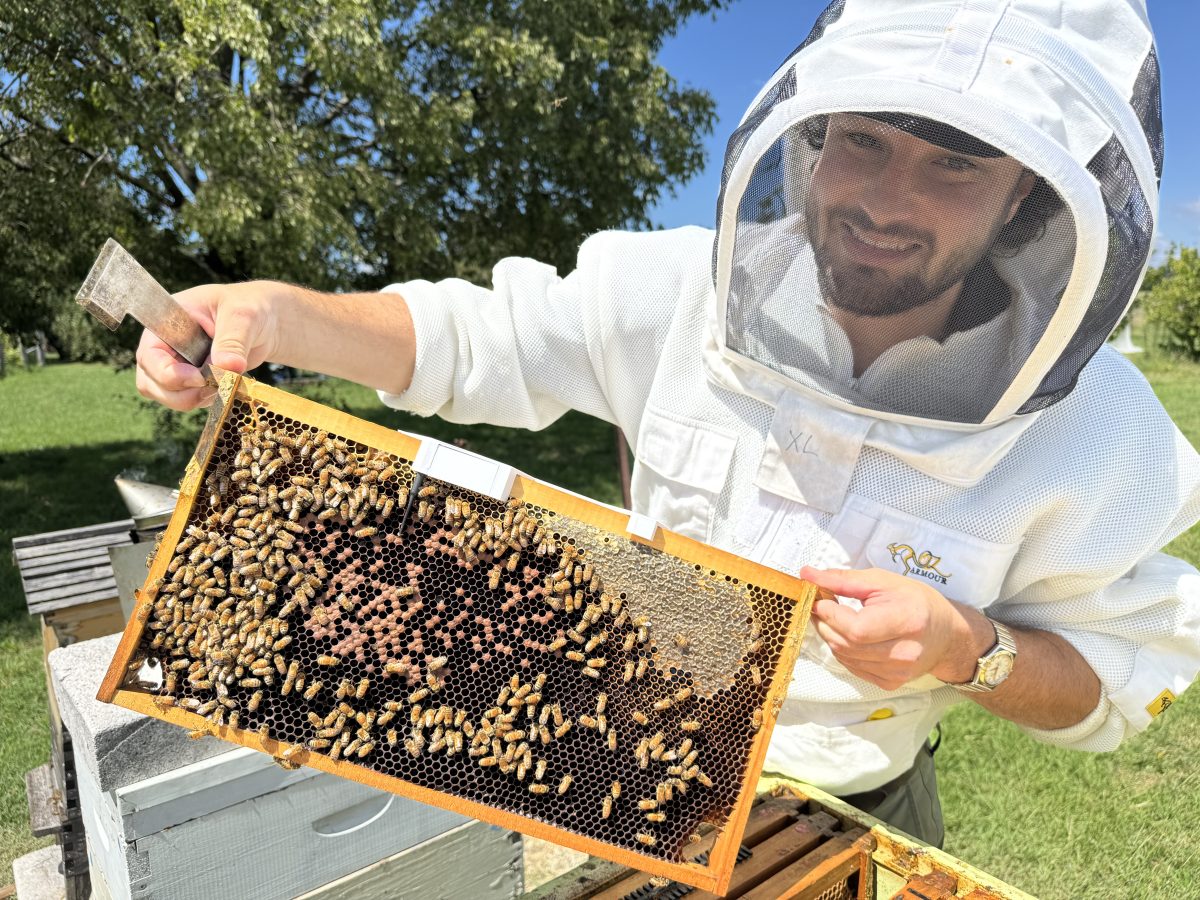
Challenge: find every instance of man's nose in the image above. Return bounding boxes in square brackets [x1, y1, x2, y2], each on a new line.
[856, 160, 924, 230]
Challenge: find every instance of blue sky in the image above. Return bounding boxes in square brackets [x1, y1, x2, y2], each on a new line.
[650, 1, 1200, 253]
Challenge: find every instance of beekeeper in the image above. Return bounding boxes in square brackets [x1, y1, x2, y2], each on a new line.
[136, 0, 1200, 847]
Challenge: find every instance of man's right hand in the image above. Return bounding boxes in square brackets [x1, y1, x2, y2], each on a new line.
[134, 279, 418, 410]
[135, 282, 286, 411]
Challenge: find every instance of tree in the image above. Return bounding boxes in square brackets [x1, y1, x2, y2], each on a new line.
[1143, 245, 1200, 361]
[0, 0, 727, 357]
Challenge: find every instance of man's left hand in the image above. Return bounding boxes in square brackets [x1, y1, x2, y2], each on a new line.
[803, 566, 995, 691]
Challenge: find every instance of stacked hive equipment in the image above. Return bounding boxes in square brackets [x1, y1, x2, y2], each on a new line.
[99, 373, 815, 895]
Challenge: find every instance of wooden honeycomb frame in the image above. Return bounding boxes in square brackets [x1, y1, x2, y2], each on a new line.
[99, 372, 815, 895]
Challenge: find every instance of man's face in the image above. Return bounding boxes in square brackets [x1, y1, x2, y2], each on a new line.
[805, 114, 1034, 318]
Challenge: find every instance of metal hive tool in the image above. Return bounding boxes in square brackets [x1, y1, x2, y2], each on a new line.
[99, 372, 815, 895]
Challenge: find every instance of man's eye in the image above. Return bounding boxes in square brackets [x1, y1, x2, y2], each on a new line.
[845, 132, 884, 151]
[937, 156, 978, 173]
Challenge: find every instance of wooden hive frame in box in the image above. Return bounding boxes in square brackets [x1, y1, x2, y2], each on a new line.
[98, 372, 816, 895]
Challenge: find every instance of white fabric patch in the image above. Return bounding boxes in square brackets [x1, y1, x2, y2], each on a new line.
[863, 506, 1021, 609]
[756, 391, 873, 515]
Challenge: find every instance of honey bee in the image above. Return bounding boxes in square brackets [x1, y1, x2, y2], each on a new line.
[652, 698, 674, 712]
[750, 664, 763, 686]
[585, 633, 607, 653]
[696, 771, 713, 788]
[353, 527, 377, 538]
[355, 677, 370, 700]
[607, 729, 618, 752]
[751, 708, 763, 731]
[622, 661, 635, 683]
[646, 812, 667, 823]
[680, 720, 701, 732]
[578, 714, 597, 729]
[673, 633, 689, 650]
[528, 783, 549, 794]
[631, 710, 650, 726]
[611, 780, 622, 800]
[602, 797, 613, 819]
[557, 774, 573, 795]
[635, 833, 656, 847]
[566, 650, 585, 663]
[635, 658, 650, 680]
[674, 686, 693, 703]
[316, 655, 340, 667]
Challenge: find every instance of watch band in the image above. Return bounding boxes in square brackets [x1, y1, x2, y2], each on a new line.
[953, 618, 1017, 693]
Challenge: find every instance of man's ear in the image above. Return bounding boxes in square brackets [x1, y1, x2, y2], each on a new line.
[1005, 170, 1038, 224]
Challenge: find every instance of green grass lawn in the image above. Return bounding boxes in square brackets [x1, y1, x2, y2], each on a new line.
[1, 350, 1197, 897]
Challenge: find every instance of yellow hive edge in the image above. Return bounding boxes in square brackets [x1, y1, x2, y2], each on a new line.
[760, 777, 1038, 900]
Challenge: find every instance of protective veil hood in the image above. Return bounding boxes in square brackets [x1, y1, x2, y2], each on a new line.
[710, 0, 1162, 430]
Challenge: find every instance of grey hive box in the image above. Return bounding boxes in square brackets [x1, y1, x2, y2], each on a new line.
[50, 635, 523, 900]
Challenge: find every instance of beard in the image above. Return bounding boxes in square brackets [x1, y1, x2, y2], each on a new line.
[806, 202, 990, 318]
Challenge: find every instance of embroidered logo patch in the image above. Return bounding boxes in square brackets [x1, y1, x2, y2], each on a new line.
[1146, 688, 1176, 719]
[887, 543, 953, 585]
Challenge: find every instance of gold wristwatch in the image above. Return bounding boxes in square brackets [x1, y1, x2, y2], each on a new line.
[952, 618, 1017, 693]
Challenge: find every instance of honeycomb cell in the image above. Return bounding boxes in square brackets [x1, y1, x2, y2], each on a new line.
[128, 395, 805, 875]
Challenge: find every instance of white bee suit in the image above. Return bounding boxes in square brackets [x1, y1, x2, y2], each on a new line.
[378, 0, 1200, 796]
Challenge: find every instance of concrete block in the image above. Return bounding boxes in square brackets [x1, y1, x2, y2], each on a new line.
[48, 634, 227, 792]
[11, 844, 65, 900]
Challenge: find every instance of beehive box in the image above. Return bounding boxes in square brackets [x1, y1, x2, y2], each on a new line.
[98, 372, 816, 895]
[523, 781, 1034, 900]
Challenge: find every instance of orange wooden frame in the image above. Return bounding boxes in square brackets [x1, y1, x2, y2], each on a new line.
[98, 372, 815, 895]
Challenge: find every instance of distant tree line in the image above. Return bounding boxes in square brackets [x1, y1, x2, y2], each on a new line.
[1142, 245, 1200, 361]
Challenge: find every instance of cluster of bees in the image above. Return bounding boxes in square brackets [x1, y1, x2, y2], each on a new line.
[133, 403, 782, 860]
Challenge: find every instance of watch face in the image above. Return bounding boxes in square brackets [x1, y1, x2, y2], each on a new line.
[981, 652, 1015, 686]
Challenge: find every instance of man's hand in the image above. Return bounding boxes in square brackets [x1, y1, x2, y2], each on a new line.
[135, 279, 417, 411]
[135, 282, 285, 411]
[803, 566, 995, 691]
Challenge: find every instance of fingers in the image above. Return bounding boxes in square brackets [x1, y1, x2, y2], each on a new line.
[210, 300, 262, 373]
[135, 330, 208, 410]
[801, 565, 900, 599]
[135, 358, 216, 411]
[135, 286, 222, 410]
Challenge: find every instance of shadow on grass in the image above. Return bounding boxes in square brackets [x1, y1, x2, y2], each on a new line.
[0, 439, 185, 632]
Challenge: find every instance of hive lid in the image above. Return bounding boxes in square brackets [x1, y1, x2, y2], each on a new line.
[114, 746, 319, 840]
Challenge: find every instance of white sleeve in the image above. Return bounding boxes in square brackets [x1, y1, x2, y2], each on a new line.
[375, 227, 713, 440]
[1009, 552, 1200, 751]
[992, 358, 1200, 751]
